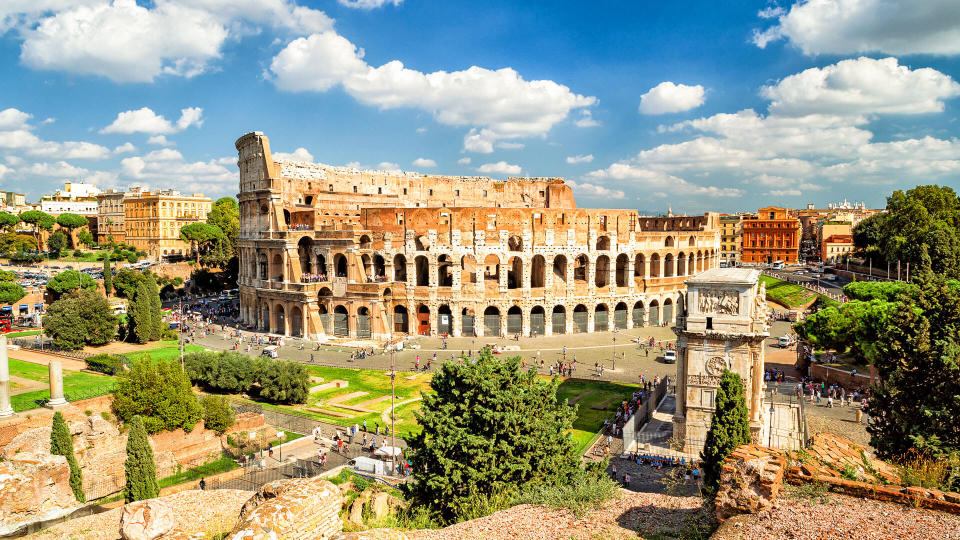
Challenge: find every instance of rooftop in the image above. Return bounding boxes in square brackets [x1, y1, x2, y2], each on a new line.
[277, 158, 563, 184]
[685, 267, 760, 285]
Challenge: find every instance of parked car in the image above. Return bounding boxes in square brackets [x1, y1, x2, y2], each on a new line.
[663, 350, 676, 364]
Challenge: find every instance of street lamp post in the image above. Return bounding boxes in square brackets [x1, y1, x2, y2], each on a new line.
[277, 431, 285, 463]
[390, 348, 396, 475]
[612, 336, 616, 371]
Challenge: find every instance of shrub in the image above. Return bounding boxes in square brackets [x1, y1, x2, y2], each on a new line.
[124, 416, 159, 503]
[185, 352, 309, 404]
[85, 353, 124, 375]
[201, 395, 235, 434]
[50, 411, 85, 502]
[73, 249, 83, 257]
[700, 370, 752, 497]
[516, 465, 619, 518]
[112, 357, 202, 434]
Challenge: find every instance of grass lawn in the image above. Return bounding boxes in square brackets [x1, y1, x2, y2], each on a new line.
[56, 250, 109, 263]
[9, 358, 50, 381]
[121, 343, 205, 363]
[760, 275, 817, 308]
[556, 378, 640, 455]
[5, 329, 43, 338]
[10, 370, 115, 412]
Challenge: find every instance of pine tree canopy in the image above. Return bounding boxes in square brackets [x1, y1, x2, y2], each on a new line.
[124, 415, 159, 503]
[700, 369, 752, 497]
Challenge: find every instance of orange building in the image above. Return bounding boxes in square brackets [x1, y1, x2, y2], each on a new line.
[740, 207, 801, 264]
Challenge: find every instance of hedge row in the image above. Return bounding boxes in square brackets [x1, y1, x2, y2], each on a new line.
[184, 351, 310, 405]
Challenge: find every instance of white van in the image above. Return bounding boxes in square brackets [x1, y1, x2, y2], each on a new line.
[772, 260, 784, 270]
[261, 345, 279, 358]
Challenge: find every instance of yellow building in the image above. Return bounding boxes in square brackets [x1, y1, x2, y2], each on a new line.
[96, 189, 128, 243]
[719, 214, 743, 266]
[124, 190, 212, 259]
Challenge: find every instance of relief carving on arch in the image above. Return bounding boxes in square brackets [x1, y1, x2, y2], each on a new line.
[698, 288, 739, 315]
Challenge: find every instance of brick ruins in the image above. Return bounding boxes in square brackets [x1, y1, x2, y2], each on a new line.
[235, 132, 721, 340]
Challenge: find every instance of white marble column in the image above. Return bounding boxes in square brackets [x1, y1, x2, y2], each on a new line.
[47, 360, 68, 408]
[0, 335, 13, 417]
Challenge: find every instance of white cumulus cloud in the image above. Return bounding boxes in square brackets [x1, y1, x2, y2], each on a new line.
[638, 82, 705, 115]
[477, 161, 521, 175]
[268, 31, 595, 152]
[113, 142, 136, 154]
[566, 181, 625, 200]
[566, 154, 594, 164]
[412, 157, 436, 168]
[762, 57, 960, 116]
[147, 135, 174, 146]
[338, 0, 402, 9]
[752, 0, 960, 56]
[457, 157, 471, 165]
[273, 147, 315, 162]
[100, 107, 204, 135]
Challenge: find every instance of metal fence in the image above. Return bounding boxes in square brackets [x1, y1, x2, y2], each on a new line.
[230, 400, 318, 436]
[12, 338, 93, 360]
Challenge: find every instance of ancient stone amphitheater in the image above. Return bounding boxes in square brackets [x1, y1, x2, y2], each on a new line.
[236, 132, 721, 341]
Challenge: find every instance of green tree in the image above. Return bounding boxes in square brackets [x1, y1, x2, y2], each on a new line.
[42, 289, 118, 350]
[257, 360, 310, 404]
[123, 416, 159, 503]
[18, 210, 55, 248]
[47, 230, 67, 256]
[112, 357, 202, 434]
[0, 212, 19, 233]
[405, 350, 581, 523]
[76, 229, 95, 249]
[112, 267, 146, 298]
[0, 281, 25, 305]
[206, 197, 239, 268]
[145, 274, 163, 341]
[867, 278, 960, 467]
[55, 213, 89, 249]
[103, 259, 113, 297]
[700, 370, 752, 497]
[0, 233, 38, 255]
[127, 281, 153, 344]
[46, 271, 98, 301]
[179, 222, 224, 264]
[50, 411, 85, 502]
[201, 395, 235, 434]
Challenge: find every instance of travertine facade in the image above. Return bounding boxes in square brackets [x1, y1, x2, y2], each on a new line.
[673, 268, 768, 453]
[236, 132, 721, 340]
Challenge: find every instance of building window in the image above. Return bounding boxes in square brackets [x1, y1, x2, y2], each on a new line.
[353, 186, 358, 193]
[454, 190, 460, 196]
[403, 188, 408, 195]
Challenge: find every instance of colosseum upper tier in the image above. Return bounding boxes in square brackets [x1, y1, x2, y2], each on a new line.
[236, 132, 721, 340]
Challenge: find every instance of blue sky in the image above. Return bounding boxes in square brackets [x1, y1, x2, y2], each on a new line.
[1, 0, 960, 213]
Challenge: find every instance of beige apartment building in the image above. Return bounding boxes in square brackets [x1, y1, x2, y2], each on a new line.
[96, 189, 128, 243]
[124, 190, 212, 258]
[719, 214, 742, 267]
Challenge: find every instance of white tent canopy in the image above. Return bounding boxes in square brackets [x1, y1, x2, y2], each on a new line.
[374, 446, 403, 458]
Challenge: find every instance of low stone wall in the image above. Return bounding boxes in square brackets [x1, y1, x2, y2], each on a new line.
[0, 394, 113, 448]
[229, 477, 342, 539]
[809, 363, 875, 388]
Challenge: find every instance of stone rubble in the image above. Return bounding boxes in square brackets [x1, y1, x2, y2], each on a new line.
[119, 499, 177, 540]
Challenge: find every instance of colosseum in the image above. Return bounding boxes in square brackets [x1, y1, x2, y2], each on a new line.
[235, 132, 721, 341]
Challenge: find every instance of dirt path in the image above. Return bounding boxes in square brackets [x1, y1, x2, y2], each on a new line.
[8, 349, 86, 371]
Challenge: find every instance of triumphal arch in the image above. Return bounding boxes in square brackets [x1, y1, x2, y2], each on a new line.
[234, 131, 721, 341]
[672, 268, 769, 453]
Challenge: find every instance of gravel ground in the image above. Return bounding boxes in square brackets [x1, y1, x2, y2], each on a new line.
[29, 489, 253, 540]
[806, 414, 870, 447]
[717, 491, 960, 540]
[406, 489, 709, 540]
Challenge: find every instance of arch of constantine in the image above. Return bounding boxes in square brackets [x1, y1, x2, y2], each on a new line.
[235, 132, 721, 340]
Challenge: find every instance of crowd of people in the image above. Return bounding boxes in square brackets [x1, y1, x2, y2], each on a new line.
[300, 273, 327, 283]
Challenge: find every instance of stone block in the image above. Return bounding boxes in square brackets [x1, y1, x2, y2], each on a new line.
[120, 499, 177, 540]
[229, 477, 342, 540]
[714, 444, 786, 522]
[0, 452, 80, 534]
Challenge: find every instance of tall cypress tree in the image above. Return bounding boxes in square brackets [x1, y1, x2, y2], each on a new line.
[700, 369, 752, 497]
[50, 411, 85, 502]
[129, 281, 152, 344]
[103, 259, 112, 297]
[124, 415, 159, 503]
[146, 274, 162, 340]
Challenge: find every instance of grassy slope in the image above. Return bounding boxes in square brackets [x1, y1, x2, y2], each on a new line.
[760, 275, 817, 308]
[556, 378, 640, 455]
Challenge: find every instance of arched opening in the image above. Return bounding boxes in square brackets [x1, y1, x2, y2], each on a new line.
[615, 254, 629, 287]
[437, 305, 452, 336]
[373, 255, 385, 280]
[461, 255, 477, 284]
[696, 251, 703, 273]
[317, 304, 330, 334]
[553, 255, 567, 285]
[634, 253, 645, 278]
[462, 308, 476, 336]
[595, 255, 610, 288]
[663, 298, 674, 325]
[648, 300, 660, 326]
[316, 253, 327, 279]
[573, 254, 589, 284]
[283, 209, 291, 226]
[333, 305, 349, 336]
[393, 305, 408, 333]
[382, 288, 392, 297]
[530, 306, 545, 336]
[483, 254, 500, 288]
[258, 253, 268, 280]
[508, 235, 523, 251]
[290, 306, 303, 337]
[614, 302, 628, 329]
[677, 252, 686, 276]
[416, 304, 430, 335]
[318, 287, 332, 298]
[596, 236, 610, 251]
[274, 304, 285, 334]
[572, 304, 588, 333]
[359, 235, 372, 249]
[632, 301, 645, 327]
[415, 235, 430, 251]
[361, 254, 372, 280]
[688, 235, 696, 247]
[297, 237, 313, 275]
[595, 303, 609, 331]
[272, 254, 283, 281]
[334, 254, 347, 278]
[650, 253, 661, 278]
[393, 254, 407, 281]
[261, 304, 270, 332]
[551, 305, 566, 335]
[437, 255, 453, 287]
[356, 306, 371, 338]
[507, 256, 522, 289]
[664, 254, 674, 278]
[415, 255, 429, 286]
[507, 306, 523, 335]
[484, 306, 501, 337]
[665, 236, 674, 248]
[305, 195, 313, 206]
[530, 255, 545, 289]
